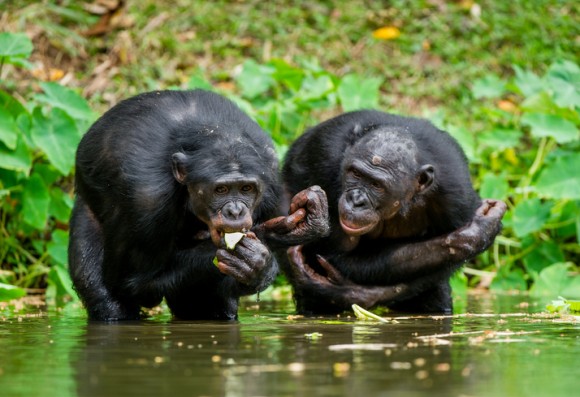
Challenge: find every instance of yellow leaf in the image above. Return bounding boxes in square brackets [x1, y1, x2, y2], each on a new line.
[372, 26, 401, 40]
[497, 99, 517, 113]
[504, 148, 519, 165]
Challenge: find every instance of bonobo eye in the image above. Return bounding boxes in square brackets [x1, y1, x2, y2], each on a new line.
[215, 185, 229, 195]
[350, 168, 361, 178]
[371, 181, 383, 190]
[240, 184, 254, 193]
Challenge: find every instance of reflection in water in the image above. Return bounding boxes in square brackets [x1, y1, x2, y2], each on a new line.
[0, 295, 578, 397]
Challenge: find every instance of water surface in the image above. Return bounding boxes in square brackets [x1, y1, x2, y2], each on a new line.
[0, 294, 578, 397]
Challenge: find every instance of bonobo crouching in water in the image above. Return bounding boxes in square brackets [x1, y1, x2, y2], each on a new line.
[281, 110, 507, 314]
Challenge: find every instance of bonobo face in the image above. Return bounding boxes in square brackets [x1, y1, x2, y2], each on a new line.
[338, 127, 430, 237]
[172, 153, 264, 246]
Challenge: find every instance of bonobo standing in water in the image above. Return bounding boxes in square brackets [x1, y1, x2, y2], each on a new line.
[282, 110, 507, 314]
[68, 89, 329, 321]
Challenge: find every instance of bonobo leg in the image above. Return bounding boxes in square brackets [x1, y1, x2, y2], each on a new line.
[388, 281, 453, 314]
[255, 185, 330, 247]
[68, 198, 141, 321]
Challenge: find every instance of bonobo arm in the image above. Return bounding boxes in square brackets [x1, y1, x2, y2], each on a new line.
[330, 199, 507, 284]
[254, 185, 330, 247]
[286, 245, 419, 311]
[283, 199, 506, 313]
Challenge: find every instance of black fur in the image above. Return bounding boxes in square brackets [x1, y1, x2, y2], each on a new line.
[69, 90, 281, 321]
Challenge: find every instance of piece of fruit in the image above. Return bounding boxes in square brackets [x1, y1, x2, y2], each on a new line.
[224, 232, 245, 250]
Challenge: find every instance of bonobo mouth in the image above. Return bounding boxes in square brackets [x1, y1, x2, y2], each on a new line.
[339, 217, 377, 236]
[209, 225, 251, 247]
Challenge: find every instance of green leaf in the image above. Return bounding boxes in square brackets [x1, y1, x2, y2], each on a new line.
[0, 135, 33, 174]
[545, 60, 580, 108]
[0, 283, 27, 302]
[337, 74, 382, 112]
[477, 128, 523, 150]
[521, 113, 579, 143]
[511, 198, 551, 237]
[270, 59, 305, 92]
[479, 173, 509, 201]
[301, 74, 335, 101]
[0, 107, 19, 150]
[31, 108, 80, 175]
[530, 262, 580, 299]
[186, 70, 213, 90]
[49, 188, 74, 222]
[472, 74, 506, 99]
[48, 265, 78, 301]
[513, 65, 544, 97]
[36, 82, 95, 121]
[523, 241, 565, 275]
[0, 32, 33, 59]
[490, 267, 527, 292]
[21, 174, 50, 229]
[235, 60, 275, 99]
[445, 125, 476, 163]
[535, 154, 580, 199]
[47, 229, 69, 267]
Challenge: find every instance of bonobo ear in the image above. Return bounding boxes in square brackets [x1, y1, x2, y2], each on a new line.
[172, 152, 188, 184]
[416, 164, 435, 193]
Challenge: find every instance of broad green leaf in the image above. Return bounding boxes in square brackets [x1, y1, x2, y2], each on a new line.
[472, 74, 506, 99]
[0, 283, 26, 302]
[49, 187, 74, 222]
[523, 241, 565, 275]
[521, 113, 579, 143]
[270, 59, 305, 92]
[36, 82, 95, 121]
[22, 173, 50, 229]
[0, 32, 33, 58]
[479, 173, 509, 201]
[490, 267, 527, 292]
[186, 73, 213, 91]
[0, 135, 32, 173]
[337, 74, 382, 112]
[513, 65, 544, 97]
[0, 90, 28, 118]
[47, 229, 69, 266]
[31, 108, 80, 175]
[0, 107, 19, 149]
[477, 128, 523, 150]
[300, 74, 334, 101]
[545, 60, 580, 108]
[235, 60, 275, 99]
[445, 125, 476, 163]
[48, 265, 78, 301]
[450, 271, 468, 297]
[530, 262, 580, 299]
[511, 198, 551, 237]
[535, 154, 580, 199]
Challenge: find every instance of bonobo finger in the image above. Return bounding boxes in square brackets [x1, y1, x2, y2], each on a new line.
[289, 185, 327, 214]
[259, 209, 307, 234]
[482, 199, 507, 218]
[216, 249, 253, 279]
[316, 255, 345, 282]
[287, 245, 305, 267]
[234, 236, 270, 269]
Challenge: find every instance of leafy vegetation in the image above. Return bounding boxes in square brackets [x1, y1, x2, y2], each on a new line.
[0, 1, 578, 303]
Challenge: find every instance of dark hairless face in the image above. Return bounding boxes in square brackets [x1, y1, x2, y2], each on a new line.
[338, 127, 432, 237]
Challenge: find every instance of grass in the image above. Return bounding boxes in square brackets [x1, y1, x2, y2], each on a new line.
[4, 0, 578, 114]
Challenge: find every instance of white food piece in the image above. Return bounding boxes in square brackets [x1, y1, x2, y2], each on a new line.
[224, 232, 246, 250]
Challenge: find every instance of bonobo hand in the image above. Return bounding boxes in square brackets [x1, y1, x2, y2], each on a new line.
[214, 232, 276, 294]
[287, 245, 410, 310]
[257, 185, 330, 246]
[445, 199, 508, 257]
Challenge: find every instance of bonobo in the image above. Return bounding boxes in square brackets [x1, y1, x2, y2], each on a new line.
[68, 89, 329, 321]
[282, 110, 507, 314]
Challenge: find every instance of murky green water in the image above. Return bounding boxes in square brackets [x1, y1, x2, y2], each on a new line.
[0, 294, 578, 397]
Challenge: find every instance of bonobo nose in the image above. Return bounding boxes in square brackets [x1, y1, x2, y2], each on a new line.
[222, 201, 247, 220]
[348, 190, 368, 209]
